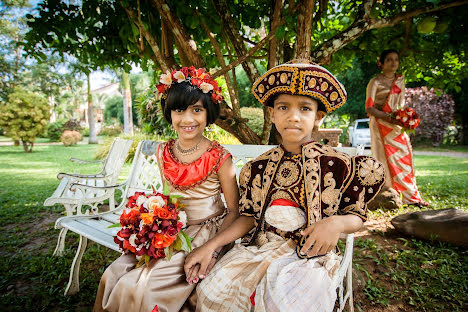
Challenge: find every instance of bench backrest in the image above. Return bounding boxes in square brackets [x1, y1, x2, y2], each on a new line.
[102, 138, 134, 184]
[120, 141, 363, 201]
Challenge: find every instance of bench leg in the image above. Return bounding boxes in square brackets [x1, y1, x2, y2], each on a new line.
[64, 235, 88, 296]
[347, 260, 354, 312]
[53, 228, 68, 256]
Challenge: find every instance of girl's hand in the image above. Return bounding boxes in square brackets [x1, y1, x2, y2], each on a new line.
[184, 242, 217, 284]
[299, 216, 344, 257]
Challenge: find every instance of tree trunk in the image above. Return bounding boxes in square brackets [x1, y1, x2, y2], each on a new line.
[87, 74, 98, 144]
[22, 141, 33, 153]
[122, 71, 134, 135]
[295, 0, 315, 59]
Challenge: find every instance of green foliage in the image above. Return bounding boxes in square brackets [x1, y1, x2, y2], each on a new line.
[321, 113, 352, 144]
[99, 125, 123, 137]
[0, 86, 50, 151]
[240, 107, 264, 136]
[62, 119, 82, 133]
[104, 95, 125, 125]
[46, 120, 66, 142]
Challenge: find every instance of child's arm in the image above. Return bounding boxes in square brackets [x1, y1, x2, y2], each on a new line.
[216, 156, 240, 233]
[184, 215, 255, 282]
[300, 214, 363, 257]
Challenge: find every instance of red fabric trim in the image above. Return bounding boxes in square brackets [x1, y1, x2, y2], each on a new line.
[365, 97, 374, 108]
[270, 198, 299, 207]
[402, 173, 414, 185]
[382, 100, 393, 113]
[398, 153, 412, 167]
[410, 191, 422, 202]
[390, 83, 402, 94]
[393, 181, 407, 193]
[388, 162, 403, 178]
[250, 291, 256, 306]
[384, 144, 399, 158]
[393, 133, 408, 146]
[162, 140, 224, 188]
[377, 122, 394, 139]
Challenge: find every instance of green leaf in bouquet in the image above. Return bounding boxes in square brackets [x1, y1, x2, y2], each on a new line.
[156, 182, 161, 190]
[172, 235, 183, 250]
[165, 245, 174, 261]
[136, 255, 150, 268]
[178, 230, 193, 253]
[107, 222, 121, 228]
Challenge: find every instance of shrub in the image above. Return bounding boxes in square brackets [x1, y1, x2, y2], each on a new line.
[405, 87, 455, 146]
[82, 127, 90, 137]
[62, 119, 82, 133]
[47, 120, 66, 142]
[240, 107, 264, 136]
[322, 113, 352, 144]
[61, 130, 82, 146]
[0, 87, 50, 152]
[100, 125, 123, 137]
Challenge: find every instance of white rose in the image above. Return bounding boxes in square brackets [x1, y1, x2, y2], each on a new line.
[200, 82, 214, 93]
[136, 195, 146, 207]
[146, 195, 166, 212]
[407, 110, 413, 116]
[409, 120, 415, 126]
[129, 233, 138, 248]
[402, 116, 408, 122]
[173, 71, 186, 82]
[396, 115, 401, 120]
[160, 71, 172, 85]
[178, 210, 187, 228]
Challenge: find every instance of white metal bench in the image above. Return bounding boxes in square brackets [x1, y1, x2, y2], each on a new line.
[55, 141, 363, 312]
[45, 138, 133, 256]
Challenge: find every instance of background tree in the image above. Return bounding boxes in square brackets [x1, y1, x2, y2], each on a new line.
[23, 0, 468, 144]
[0, 86, 50, 152]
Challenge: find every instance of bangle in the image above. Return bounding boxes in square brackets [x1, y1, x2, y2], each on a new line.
[212, 251, 219, 259]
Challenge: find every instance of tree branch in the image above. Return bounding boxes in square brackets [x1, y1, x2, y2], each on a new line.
[151, 0, 205, 68]
[212, 0, 260, 83]
[120, 1, 175, 71]
[311, 0, 468, 64]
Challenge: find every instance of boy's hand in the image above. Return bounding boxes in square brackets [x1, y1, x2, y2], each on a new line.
[184, 242, 217, 284]
[300, 216, 344, 257]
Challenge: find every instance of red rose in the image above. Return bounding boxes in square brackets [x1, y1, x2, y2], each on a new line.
[191, 77, 202, 87]
[180, 67, 189, 77]
[156, 83, 167, 94]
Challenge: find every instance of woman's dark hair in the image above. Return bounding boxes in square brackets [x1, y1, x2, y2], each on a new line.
[160, 81, 220, 125]
[379, 49, 399, 65]
[267, 93, 327, 113]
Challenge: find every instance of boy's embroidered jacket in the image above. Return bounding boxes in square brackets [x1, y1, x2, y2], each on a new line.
[238, 141, 385, 259]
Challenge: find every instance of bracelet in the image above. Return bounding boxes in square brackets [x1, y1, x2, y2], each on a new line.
[212, 251, 219, 259]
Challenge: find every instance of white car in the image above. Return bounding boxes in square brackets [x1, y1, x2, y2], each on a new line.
[348, 118, 371, 147]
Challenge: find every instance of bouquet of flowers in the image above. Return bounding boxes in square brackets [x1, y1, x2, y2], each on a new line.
[111, 183, 192, 267]
[393, 107, 420, 133]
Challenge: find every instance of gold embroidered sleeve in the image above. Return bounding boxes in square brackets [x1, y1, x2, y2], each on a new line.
[337, 156, 385, 221]
[238, 160, 256, 217]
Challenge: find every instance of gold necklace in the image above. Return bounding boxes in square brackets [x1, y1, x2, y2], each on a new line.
[175, 137, 204, 155]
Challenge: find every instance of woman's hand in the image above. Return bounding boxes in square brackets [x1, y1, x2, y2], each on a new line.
[299, 216, 344, 257]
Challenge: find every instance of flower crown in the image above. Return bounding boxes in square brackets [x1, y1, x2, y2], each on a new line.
[156, 66, 224, 104]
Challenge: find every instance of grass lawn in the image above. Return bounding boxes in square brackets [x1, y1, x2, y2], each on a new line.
[0, 143, 466, 311]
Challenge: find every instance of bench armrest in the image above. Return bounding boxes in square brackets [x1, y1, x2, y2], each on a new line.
[70, 157, 105, 164]
[57, 172, 111, 180]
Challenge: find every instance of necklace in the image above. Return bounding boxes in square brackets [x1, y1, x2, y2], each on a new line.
[175, 137, 204, 155]
[382, 73, 395, 80]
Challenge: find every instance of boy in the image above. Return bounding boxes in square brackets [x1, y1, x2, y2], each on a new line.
[184, 60, 385, 312]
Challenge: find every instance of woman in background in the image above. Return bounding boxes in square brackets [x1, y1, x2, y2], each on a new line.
[365, 49, 428, 207]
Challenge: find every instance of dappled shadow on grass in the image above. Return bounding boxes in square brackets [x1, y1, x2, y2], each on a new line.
[353, 222, 468, 312]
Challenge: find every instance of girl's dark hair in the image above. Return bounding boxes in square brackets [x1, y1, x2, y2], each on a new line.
[379, 49, 399, 64]
[160, 81, 220, 125]
[267, 93, 327, 113]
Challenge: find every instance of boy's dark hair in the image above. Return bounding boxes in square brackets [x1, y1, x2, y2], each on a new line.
[267, 93, 327, 113]
[379, 49, 399, 64]
[160, 81, 220, 125]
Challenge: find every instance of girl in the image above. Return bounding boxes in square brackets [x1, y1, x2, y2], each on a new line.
[94, 67, 239, 312]
[366, 49, 428, 207]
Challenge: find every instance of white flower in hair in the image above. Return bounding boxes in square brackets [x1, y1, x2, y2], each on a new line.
[173, 71, 185, 82]
[200, 82, 214, 93]
[160, 72, 173, 85]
